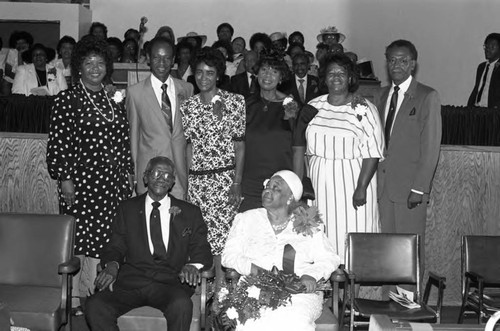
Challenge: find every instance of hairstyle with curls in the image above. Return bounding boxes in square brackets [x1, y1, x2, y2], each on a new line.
[232, 37, 246, 49]
[485, 33, 500, 46]
[57, 36, 76, 57]
[249, 33, 272, 53]
[212, 40, 234, 62]
[24, 43, 55, 64]
[9, 31, 34, 49]
[106, 37, 123, 55]
[89, 22, 108, 39]
[385, 39, 418, 61]
[288, 31, 305, 45]
[122, 38, 139, 57]
[292, 52, 310, 65]
[146, 36, 175, 58]
[319, 53, 360, 93]
[175, 40, 194, 64]
[124, 28, 140, 41]
[70, 35, 114, 82]
[216, 23, 234, 37]
[191, 48, 227, 79]
[255, 53, 291, 82]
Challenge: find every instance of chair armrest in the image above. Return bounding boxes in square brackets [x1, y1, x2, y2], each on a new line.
[201, 266, 215, 279]
[58, 256, 80, 274]
[423, 270, 447, 323]
[428, 271, 446, 285]
[331, 267, 346, 283]
[465, 271, 484, 283]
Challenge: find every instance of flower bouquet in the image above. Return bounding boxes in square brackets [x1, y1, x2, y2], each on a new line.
[213, 266, 331, 330]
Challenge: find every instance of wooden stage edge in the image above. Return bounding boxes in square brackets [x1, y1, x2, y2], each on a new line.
[1, 132, 499, 305]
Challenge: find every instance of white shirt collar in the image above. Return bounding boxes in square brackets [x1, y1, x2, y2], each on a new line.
[145, 193, 171, 209]
[296, 74, 307, 85]
[392, 75, 412, 94]
[151, 73, 173, 90]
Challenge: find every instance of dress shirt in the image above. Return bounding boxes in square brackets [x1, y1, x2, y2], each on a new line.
[247, 71, 254, 86]
[145, 194, 171, 254]
[296, 74, 308, 90]
[384, 75, 423, 195]
[476, 58, 499, 107]
[151, 74, 177, 123]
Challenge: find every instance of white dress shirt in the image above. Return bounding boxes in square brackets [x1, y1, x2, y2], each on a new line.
[151, 74, 177, 123]
[145, 194, 171, 254]
[476, 58, 499, 107]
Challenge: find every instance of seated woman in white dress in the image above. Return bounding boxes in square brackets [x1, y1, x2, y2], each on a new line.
[222, 170, 340, 331]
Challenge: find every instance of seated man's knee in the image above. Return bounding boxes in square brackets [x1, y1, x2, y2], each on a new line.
[85, 293, 119, 327]
[164, 294, 193, 317]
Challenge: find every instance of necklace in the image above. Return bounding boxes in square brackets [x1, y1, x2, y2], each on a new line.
[80, 79, 115, 122]
[271, 219, 290, 232]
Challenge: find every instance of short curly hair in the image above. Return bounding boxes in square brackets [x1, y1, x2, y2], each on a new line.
[71, 35, 114, 82]
[319, 53, 359, 93]
[57, 36, 76, 58]
[255, 54, 291, 82]
[249, 33, 272, 54]
[212, 40, 234, 62]
[216, 23, 234, 37]
[9, 31, 34, 49]
[89, 22, 108, 39]
[191, 48, 226, 79]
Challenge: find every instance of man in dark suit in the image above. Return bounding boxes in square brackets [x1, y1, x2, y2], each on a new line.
[376, 40, 441, 258]
[230, 50, 259, 99]
[467, 33, 500, 109]
[85, 156, 213, 331]
[280, 53, 320, 106]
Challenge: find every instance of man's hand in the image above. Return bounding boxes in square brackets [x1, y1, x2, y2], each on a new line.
[178, 264, 200, 286]
[300, 274, 317, 293]
[61, 179, 75, 206]
[353, 185, 367, 210]
[407, 191, 423, 209]
[94, 262, 119, 291]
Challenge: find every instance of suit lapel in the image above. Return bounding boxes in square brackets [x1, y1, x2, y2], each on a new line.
[171, 78, 187, 137]
[379, 87, 391, 123]
[137, 194, 155, 261]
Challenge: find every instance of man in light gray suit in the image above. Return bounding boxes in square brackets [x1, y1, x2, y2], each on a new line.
[376, 40, 441, 257]
[127, 36, 194, 199]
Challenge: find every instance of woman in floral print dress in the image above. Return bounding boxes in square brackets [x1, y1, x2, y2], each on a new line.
[180, 49, 245, 284]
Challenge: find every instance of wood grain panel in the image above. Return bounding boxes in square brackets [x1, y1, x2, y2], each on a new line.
[0, 133, 59, 214]
[426, 146, 500, 305]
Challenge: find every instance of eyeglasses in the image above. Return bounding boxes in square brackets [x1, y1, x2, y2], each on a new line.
[147, 169, 174, 181]
[387, 57, 413, 67]
[483, 44, 499, 50]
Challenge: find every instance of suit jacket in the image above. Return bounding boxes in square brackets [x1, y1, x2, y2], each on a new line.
[230, 71, 259, 99]
[376, 77, 442, 203]
[126, 74, 193, 199]
[100, 193, 213, 290]
[467, 61, 500, 108]
[12, 63, 67, 96]
[279, 74, 320, 106]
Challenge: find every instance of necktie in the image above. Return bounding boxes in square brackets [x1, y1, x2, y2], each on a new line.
[282, 244, 296, 274]
[476, 63, 490, 104]
[249, 74, 257, 94]
[384, 85, 400, 147]
[150, 201, 168, 261]
[298, 79, 305, 103]
[161, 83, 173, 132]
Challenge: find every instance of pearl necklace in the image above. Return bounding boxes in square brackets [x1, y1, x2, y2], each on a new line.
[271, 219, 290, 232]
[80, 79, 115, 122]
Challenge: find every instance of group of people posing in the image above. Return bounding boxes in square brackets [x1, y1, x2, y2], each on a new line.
[41, 21, 443, 331]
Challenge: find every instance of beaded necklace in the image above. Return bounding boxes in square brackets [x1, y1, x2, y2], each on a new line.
[80, 79, 115, 122]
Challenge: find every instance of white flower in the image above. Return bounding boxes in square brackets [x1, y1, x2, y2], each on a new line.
[218, 287, 229, 301]
[283, 96, 294, 105]
[246, 285, 261, 299]
[226, 307, 239, 320]
[112, 90, 125, 103]
[211, 95, 221, 103]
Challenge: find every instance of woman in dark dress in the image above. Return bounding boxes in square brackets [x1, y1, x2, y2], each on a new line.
[46, 35, 133, 314]
[240, 54, 300, 212]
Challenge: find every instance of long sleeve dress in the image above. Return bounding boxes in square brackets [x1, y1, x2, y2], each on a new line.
[222, 208, 340, 331]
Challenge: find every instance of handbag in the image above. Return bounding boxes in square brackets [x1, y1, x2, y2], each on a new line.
[301, 176, 315, 201]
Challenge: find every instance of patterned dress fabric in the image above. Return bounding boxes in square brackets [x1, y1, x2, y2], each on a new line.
[47, 83, 133, 258]
[240, 95, 296, 212]
[181, 89, 245, 255]
[305, 95, 384, 260]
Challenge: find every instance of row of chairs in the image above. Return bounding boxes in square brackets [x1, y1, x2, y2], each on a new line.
[1, 213, 499, 331]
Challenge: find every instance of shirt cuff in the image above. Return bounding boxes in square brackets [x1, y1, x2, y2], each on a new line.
[411, 189, 424, 195]
[187, 263, 203, 270]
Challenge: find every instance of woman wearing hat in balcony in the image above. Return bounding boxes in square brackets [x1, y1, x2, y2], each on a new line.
[12, 43, 67, 96]
[316, 26, 346, 49]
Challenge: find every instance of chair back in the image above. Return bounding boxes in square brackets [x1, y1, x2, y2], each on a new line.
[0, 213, 76, 287]
[345, 233, 420, 287]
[462, 236, 500, 284]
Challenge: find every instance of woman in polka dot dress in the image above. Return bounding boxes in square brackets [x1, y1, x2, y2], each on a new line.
[46, 35, 133, 314]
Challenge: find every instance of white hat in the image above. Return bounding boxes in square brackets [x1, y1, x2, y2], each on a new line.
[268, 170, 303, 201]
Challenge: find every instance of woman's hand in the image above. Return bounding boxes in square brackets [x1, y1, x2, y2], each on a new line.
[228, 183, 242, 208]
[127, 173, 136, 193]
[352, 185, 367, 210]
[300, 274, 317, 293]
[61, 179, 75, 206]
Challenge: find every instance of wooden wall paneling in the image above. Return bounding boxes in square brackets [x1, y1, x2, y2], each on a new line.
[425, 146, 500, 305]
[0, 133, 59, 214]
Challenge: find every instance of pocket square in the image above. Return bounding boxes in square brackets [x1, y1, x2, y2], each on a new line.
[409, 107, 416, 116]
[182, 227, 192, 237]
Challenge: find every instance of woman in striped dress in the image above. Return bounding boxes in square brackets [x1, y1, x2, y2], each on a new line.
[294, 53, 384, 260]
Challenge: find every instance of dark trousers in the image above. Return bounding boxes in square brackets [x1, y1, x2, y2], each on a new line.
[85, 281, 193, 331]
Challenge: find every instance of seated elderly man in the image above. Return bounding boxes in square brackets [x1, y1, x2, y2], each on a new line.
[222, 170, 340, 331]
[85, 156, 213, 331]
